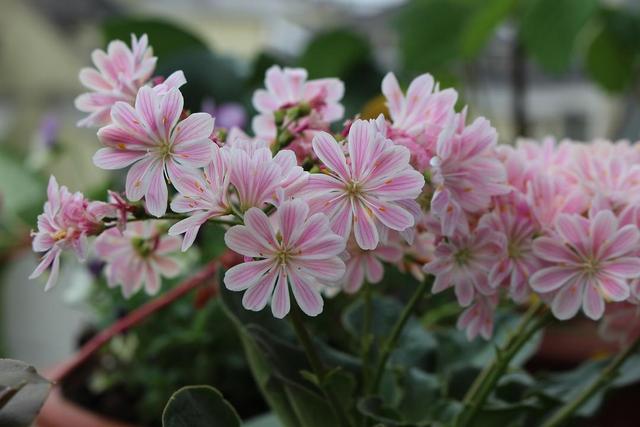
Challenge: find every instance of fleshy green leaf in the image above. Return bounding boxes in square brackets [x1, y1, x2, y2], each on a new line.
[396, 0, 473, 73]
[520, 0, 598, 72]
[586, 25, 636, 92]
[298, 30, 371, 79]
[162, 385, 241, 427]
[0, 359, 51, 427]
[460, 0, 517, 58]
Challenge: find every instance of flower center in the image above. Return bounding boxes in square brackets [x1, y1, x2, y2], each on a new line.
[455, 248, 471, 266]
[345, 180, 362, 198]
[582, 257, 600, 276]
[507, 241, 521, 259]
[158, 140, 172, 159]
[132, 236, 154, 258]
[51, 230, 67, 241]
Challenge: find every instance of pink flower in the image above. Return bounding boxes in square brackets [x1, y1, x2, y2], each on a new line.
[168, 138, 309, 250]
[94, 222, 182, 297]
[423, 225, 503, 307]
[525, 173, 589, 229]
[169, 144, 232, 250]
[342, 237, 403, 294]
[225, 139, 308, 208]
[430, 115, 509, 236]
[457, 294, 498, 340]
[305, 119, 425, 250]
[381, 72, 457, 171]
[252, 65, 344, 142]
[223, 199, 345, 318]
[599, 302, 640, 345]
[479, 195, 542, 303]
[94, 86, 215, 217]
[531, 210, 640, 320]
[572, 142, 640, 211]
[30, 176, 110, 290]
[75, 34, 187, 128]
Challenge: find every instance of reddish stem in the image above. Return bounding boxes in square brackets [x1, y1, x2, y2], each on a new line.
[49, 260, 220, 383]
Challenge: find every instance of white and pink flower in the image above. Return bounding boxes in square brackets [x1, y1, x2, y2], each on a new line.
[30, 176, 112, 290]
[252, 65, 345, 143]
[75, 34, 186, 128]
[94, 221, 182, 297]
[223, 199, 345, 318]
[305, 119, 424, 250]
[341, 237, 404, 294]
[94, 86, 215, 217]
[381, 72, 457, 171]
[430, 114, 509, 236]
[531, 210, 640, 320]
[424, 225, 503, 307]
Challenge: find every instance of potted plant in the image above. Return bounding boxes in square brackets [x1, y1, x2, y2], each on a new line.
[18, 19, 640, 427]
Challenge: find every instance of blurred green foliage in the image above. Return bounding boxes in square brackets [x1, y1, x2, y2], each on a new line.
[396, 0, 640, 94]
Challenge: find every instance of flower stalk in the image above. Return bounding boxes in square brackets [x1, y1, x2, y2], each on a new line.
[290, 307, 354, 427]
[540, 335, 640, 427]
[456, 300, 551, 427]
[369, 276, 432, 393]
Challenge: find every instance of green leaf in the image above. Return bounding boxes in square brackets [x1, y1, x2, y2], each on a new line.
[0, 359, 51, 427]
[357, 396, 407, 426]
[460, 0, 517, 58]
[220, 286, 302, 427]
[396, 0, 474, 73]
[520, 0, 598, 72]
[298, 30, 371, 78]
[532, 359, 606, 417]
[342, 295, 436, 367]
[245, 413, 282, 427]
[586, 25, 635, 92]
[0, 151, 43, 225]
[393, 368, 441, 423]
[102, 18, 244, 110]
[102, 18, 209, 60]
[162, 385, 241, 427]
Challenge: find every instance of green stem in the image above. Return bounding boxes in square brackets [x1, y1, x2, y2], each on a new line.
[360, 283, 373, 427]
[541, 335, 640, 427]
[361, 283, 373, 389]
[456, 301, 551, 427]
[290, 307, 353, 427]
[369, 276, 432, 393]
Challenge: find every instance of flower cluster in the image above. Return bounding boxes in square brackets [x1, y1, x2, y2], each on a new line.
[29, 34, 640, 339]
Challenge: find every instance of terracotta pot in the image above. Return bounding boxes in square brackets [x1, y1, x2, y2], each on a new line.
[537, 317, 621, 365]
[36, 364, 138, 427]
[36, 386, 138, 427]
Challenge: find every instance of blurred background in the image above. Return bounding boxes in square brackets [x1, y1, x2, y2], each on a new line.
[1, 0, 640, 423]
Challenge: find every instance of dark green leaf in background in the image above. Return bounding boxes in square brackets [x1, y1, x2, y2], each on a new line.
[0, 359, 51, 427]
[162, 385, 241, 427]
[586, 24, 636, 92]
[460, 0, 517, 58]
[520, 0, 598, 73]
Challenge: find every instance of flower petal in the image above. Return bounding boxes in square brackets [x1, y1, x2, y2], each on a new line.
[530, 266, 578, 293]
[598, 273, 630, 302]
[144, 161, 168, 217]
[583, 280, 605, 320]
[288, 269, 323, 317]
[271, 269, 291, 319]
[93, 148, 146, 170]
[353, 200, 379, 250]
[224, 259, 274, 291]
[293, 257, 346, 282]
[125, 156, 157, 201]
[312, 132, 350, 181]
[551, 279, 583, 320]
[242, 267, 278, 312]
[224, 224, 274, 258]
